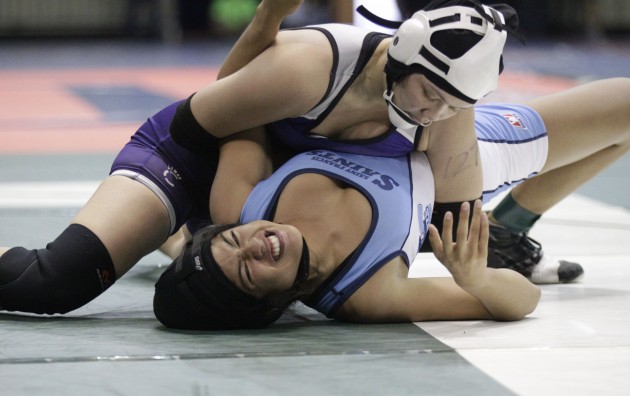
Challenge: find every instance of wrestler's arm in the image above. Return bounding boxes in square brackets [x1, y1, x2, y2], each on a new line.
[159, 1, 308, 257]
[418, 108, 481, 203]
[190, 30, 332, 139]
[158, 129, 271, 260]
[210, 1, 306, 219]
[218, 0, 304, 79]
[210, 129, 273, 224]
[337, 201, 540, 323]
[207, 9, 331, 221]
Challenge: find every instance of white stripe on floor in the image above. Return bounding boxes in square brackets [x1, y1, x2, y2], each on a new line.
[0, 181, 99, 208]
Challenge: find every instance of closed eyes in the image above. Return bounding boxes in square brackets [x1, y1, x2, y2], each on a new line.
[231, 230, 240, 247]
[222, 230, 255, 290]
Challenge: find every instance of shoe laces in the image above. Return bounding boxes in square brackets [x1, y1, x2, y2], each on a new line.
[513, 233, 542, 264]
[491, 228, 543, 272]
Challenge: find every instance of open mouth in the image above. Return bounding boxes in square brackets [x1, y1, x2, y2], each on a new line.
[265, 231, 282, 261]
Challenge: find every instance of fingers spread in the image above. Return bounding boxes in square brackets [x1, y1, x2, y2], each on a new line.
[428, 224, 444, 261]
[456, 201, 470, 244]
[478, 210, 489, 255]
[441, 210, 454, 247]
[468, 200, 482, 247]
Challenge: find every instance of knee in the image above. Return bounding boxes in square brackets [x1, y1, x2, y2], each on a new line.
[0, 224, 116, 315]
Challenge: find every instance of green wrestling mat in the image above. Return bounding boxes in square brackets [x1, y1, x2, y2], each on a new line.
[0, 261, 513, 395]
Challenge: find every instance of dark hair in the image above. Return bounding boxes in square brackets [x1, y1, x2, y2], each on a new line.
[153, 224, 310, 330]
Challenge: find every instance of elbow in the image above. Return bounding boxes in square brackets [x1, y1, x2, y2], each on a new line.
[520, 284, 542, 318]
[497, 286, 541, 322]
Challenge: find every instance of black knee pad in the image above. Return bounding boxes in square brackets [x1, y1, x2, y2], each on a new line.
[419, 199, 479, 253]
[0, 224, 116, 315]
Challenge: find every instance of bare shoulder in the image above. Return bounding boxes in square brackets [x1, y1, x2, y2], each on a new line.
[272, 29, 334, 75]
[190, 27, 335, 138]
[276, 26, 334, 47]
[246, 27, 335, 102]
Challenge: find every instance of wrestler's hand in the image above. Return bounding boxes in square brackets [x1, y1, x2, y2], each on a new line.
[428, 200, 490, 291]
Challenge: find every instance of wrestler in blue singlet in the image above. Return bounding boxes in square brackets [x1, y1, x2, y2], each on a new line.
[239, 149, 435, 317]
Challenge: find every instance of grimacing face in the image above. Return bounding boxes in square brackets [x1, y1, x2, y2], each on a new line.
[210, 220, 304, 299]
[392, 74, 473, 125]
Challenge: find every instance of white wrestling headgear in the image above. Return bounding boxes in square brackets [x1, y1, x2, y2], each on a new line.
[358, 0, 521, 105]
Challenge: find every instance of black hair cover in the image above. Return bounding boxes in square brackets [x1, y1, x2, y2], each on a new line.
[154, 224, 310, 330]
[154, 224, 284, 330]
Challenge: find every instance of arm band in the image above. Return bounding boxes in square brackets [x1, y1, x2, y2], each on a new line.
[169, 94, 215, 155]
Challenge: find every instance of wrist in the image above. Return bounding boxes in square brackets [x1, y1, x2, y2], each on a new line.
[455, 269, 490, 295]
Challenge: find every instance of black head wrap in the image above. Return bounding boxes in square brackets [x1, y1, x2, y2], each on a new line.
[154, 224, 310, 330]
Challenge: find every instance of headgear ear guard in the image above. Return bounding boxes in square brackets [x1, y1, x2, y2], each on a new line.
[153, 224, 310, 330]
[358, 0, 522, 104]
